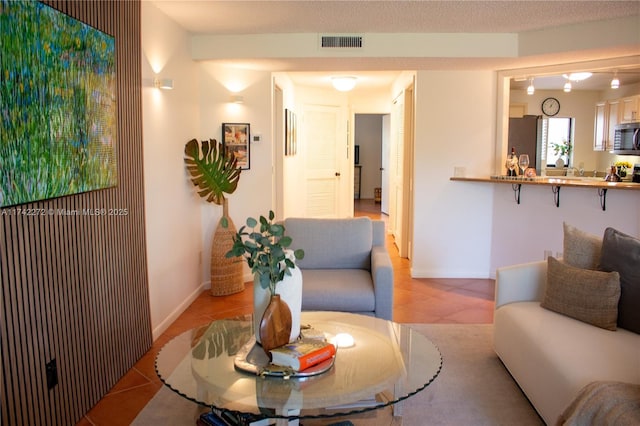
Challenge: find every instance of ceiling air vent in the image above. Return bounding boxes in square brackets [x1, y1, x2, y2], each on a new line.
[320, 35, 363, 48]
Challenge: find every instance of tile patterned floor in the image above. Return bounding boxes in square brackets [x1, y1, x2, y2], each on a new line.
[77, 200, 494, 425]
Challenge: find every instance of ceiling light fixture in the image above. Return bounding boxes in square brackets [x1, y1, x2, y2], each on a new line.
[563, 81, 572, 93]
[331, 76, 357, 92]
[611, 71, 620, 89]
[526, 78, 535, 95]
[562, 72, 592, 82]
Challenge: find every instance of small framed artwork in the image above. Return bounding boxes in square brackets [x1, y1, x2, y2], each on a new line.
[285, 109, 297, 156]
[222, 123, 250, 170]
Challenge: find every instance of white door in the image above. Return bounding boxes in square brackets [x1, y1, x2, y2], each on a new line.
[303, 104, 347, 218]
[381, 114, 390, 215]
[390, 94, 404, 247]
[390, 86, 414, 259]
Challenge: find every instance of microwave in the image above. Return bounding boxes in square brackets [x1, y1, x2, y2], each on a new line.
[613, 122, 640, 154]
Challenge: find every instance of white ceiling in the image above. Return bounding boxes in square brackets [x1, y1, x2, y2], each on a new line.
[151, 0, 640, 91]
[151, 1, 639, 35]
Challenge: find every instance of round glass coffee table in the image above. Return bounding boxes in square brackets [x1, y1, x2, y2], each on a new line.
[155, 311, 441, 425]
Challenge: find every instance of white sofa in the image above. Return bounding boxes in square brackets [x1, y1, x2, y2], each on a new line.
[493, 260, 640, 425]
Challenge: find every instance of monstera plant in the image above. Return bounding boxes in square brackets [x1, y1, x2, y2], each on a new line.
[184, 138, 244, 296]
[184, 138, 240, 203]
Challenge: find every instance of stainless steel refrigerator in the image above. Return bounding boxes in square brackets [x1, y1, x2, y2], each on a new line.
[508, 115, 544, 173]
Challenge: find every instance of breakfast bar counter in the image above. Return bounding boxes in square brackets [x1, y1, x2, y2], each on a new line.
[450, 176, 640, 190]
[450, 176, 640, 211]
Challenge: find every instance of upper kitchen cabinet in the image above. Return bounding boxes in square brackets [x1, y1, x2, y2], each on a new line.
[620, 95, 640, 122]
[594, 100, 620, 151]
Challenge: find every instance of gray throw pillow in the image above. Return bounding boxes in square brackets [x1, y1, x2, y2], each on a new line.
[541, 257, 620, 331]
[563, 222, 602, 270]
[599, 228, 640, 334]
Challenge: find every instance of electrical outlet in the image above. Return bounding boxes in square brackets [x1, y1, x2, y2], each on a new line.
[46, 358, 58, 390]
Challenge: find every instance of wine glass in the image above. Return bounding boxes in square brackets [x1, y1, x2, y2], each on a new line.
[518, 154, 530, 178]
[505, 154, 517, 177]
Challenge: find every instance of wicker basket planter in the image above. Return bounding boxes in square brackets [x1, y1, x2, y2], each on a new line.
[210, 200, 244, 296]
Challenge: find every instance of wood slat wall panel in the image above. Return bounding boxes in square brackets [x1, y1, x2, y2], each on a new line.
[0, 1, 151, 424]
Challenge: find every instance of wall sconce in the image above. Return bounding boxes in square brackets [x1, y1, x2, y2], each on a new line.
[611, 71, 620, 89]
[331, 76, 357, 92]
[230, 95, 244, 104]
[563, 81, 572, 93]
[153, 77, 173, 90]
[526, 78, 535, 95]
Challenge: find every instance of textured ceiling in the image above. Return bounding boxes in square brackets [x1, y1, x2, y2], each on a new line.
[150, 0, 640, 91]
[152, 0, 639, 35]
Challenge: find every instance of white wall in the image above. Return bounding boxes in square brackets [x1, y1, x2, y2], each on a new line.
[141, 2, 203, 339]
[197, 63, 274, 282]
[411, 70, 496, 278]
[490, 183, 640, 275]
[273, 74, 307, 219]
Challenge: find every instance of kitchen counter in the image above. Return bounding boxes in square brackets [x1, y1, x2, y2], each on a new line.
[450, 175, 640, 210]
[450, 175, 640, 190]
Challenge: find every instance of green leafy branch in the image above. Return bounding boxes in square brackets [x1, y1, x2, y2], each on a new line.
[550, 139, 572, 157]
[225, 211, 304, 295]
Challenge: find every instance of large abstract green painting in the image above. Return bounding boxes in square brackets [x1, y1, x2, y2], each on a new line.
[0, 0, 117, 208]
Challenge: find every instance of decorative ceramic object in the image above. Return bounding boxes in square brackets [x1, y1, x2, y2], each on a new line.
[258, 294, 292, 352]
[226, 211, 305, 349]
[253, 258, 302, 348]
[555, 157, 565, 169]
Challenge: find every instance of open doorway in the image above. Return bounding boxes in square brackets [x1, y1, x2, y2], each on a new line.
[353, 114, 390, 217]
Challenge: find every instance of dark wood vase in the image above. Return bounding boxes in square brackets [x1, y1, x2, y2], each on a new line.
[259, 294, 292, 352]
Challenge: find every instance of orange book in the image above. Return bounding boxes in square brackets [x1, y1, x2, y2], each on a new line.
[270, 339, 336, 371]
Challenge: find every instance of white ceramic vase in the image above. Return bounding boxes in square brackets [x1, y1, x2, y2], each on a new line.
[253, 252, 302, 345]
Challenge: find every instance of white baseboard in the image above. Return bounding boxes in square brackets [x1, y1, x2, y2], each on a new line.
[151, 282, 207, 341]
[151, 274, 253, 341]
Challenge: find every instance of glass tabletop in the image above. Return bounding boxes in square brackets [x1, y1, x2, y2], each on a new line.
[155, 311, 441, 421]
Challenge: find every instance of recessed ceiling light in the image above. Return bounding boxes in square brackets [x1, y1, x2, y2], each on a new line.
[562, 72, 593, 82]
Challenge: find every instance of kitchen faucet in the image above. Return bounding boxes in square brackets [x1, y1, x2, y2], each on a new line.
[566, 167, 580, 177]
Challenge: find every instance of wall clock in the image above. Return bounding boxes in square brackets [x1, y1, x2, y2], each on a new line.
[541, 97, 560, 116]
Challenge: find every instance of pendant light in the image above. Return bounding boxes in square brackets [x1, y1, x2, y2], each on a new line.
[611, 71, 620, 89]
[526, 78, 535, 95]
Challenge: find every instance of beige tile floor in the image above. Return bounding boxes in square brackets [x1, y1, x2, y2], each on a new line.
[78, 200, 494, 425]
